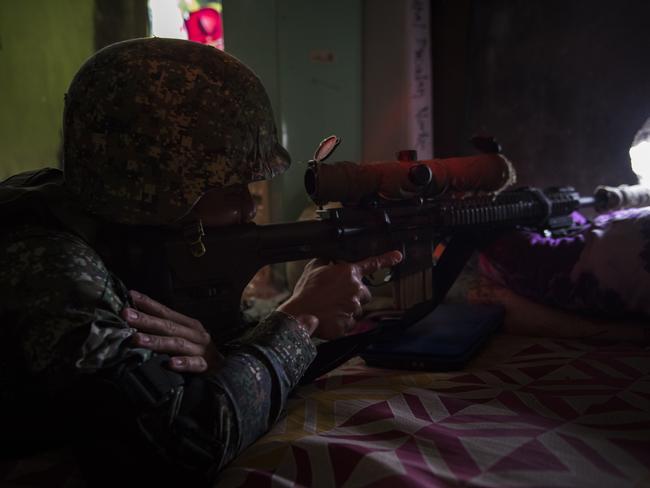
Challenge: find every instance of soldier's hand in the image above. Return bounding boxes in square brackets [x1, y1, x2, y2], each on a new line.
[277, 250, 402, 340]
[121, 290, 223, 373]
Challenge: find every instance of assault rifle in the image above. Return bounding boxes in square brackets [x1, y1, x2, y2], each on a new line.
[165, 185, 598, 381]
[116, 138, 650, 383]
[119, 194, 613, 381]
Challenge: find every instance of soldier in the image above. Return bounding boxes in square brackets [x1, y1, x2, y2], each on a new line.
[0, 38, 401, 485]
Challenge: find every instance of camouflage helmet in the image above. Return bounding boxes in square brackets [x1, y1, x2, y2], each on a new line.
[63, 37, 290, 226]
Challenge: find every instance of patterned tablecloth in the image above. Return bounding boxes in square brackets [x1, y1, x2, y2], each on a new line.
[218, 334, 650, 488]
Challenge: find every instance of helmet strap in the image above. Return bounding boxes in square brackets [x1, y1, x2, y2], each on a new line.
[182, 219, 206, 257]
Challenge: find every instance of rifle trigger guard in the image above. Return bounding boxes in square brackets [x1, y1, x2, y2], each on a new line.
[183, 219, 206, 258]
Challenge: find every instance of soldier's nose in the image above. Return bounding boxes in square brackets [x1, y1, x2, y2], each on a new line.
[192, 184, 257, 227]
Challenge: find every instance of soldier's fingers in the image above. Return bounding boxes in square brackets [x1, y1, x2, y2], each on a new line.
[356, 282, 372, 304]
[340, 313, 357, 334]
[353, 251, 403, 276]
[167, 356, 209, 374]
[122, 308, 211, 346]
[129, 290, 205, 331]
[303, 258, 329, 272]
[131, 333, 204, 357]
[351, 297, 364, 318]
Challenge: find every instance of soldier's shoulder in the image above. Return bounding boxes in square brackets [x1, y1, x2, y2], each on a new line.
[0, 224, 111, 308]
[0, 224, 129, 374]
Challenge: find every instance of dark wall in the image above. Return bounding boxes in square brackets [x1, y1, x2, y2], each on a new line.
[95, 0, 149, 50]
[433, 0, 650, 193]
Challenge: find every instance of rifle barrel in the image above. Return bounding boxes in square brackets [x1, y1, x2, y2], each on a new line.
[579, 196, 596, 208]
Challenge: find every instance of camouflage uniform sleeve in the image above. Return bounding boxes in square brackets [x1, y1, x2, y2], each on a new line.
[1, 225, 316, 478]
[158, 312, 316, 475]
[212, 311, 316, 448]
[0, 225, 138, 377]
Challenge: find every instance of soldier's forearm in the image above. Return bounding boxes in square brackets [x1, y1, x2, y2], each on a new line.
[106, 311, 316, 478]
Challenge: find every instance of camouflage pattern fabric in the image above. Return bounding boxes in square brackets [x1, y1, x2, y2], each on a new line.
[0, 169, 316, 480]
[63, 37, 291, 226]
[0, 223, 140, 375]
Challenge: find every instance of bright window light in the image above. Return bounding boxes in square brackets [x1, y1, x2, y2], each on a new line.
[630, 118, 650, 187]
[149, 0, 186, 39]
[148, 1, 224, 50]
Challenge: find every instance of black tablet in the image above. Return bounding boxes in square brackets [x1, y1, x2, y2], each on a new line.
[360, 303, 504, 371]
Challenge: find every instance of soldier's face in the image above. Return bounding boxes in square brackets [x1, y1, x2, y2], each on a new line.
[190, 184, 257, 227]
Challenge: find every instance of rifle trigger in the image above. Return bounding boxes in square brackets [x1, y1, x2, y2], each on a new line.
[183, 219, 207, 258]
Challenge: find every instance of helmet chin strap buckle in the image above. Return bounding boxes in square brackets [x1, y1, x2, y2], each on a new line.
[183, 219, 206, 257]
